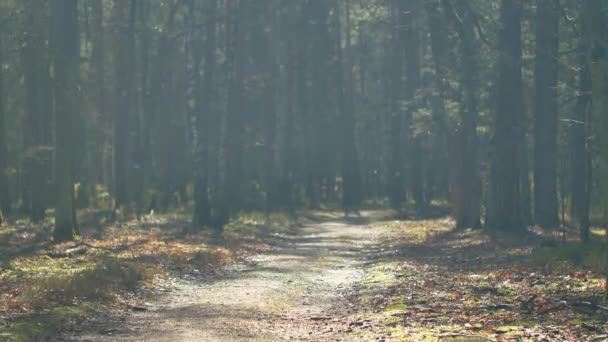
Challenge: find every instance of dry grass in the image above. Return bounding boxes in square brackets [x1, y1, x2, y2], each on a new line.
[0, 210, 297, 341]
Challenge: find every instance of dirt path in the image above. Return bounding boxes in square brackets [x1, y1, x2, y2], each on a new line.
[61, 219, 387, 341]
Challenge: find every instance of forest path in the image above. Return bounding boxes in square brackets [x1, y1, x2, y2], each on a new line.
[62, 217, 388, 341]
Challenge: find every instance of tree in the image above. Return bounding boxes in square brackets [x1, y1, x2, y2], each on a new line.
[487, 0, 525, 231]
[217, 0, 246, 230]
[51, 0, 80, 241]
[425, 0, 450, 201]
[21, 0, 53, 221]
[337, 0, 362, 214]
[188, 0, 216, 229]
[0, 33, 8, 223]
[533, 0, 560, 228]
[111, 0, 137, 217]
[268, 0, 293, 211]
[401, 0, 426, 214]
[446, 0, 482, 229]
[583, 0, 608, 233]
[570, 2, 592, 242]
[387, 0, 404, 210]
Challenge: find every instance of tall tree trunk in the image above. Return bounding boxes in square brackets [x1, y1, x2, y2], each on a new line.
[425, 0, 450, 201]
[21, 0, 53, 222]
[337, 0, 362, 214]
[92, 0, 110, 193]
[0, 34, 8, 221]
[187, 0, 215, 228]
[51, 0, 79, 242]
[571, 10, 592, 242]
[583, 0, 608, 232]
[486, 0, 525, 231]
[533, 0, 560, 228]
[446, 0, 482, 229]
[111, 0, 137, 216]
[218, 0, 245, 229]
[268, 1, 291, 211]
[401, 0, 426, 215]
[387, 0, 404, 210]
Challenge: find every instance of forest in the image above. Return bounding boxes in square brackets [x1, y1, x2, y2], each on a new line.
[0, 0, 608, 341]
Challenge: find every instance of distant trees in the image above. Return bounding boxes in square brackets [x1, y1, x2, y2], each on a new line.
[0, 0, 605, 241]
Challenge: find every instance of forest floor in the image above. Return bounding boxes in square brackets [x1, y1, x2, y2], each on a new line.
[2, 210, 608, 341]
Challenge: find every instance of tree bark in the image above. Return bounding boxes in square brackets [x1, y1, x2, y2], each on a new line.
[570, 6, 592, 242]
[0, 34, 8, 220]
[486, 0, 525, 231]
[425, 0, 450, 201]
[583, 0, 608, 233]
[446, 0, 482, 229]
[187, 0, 215, 228]
[21, 0, 53, 222]
[51, 0, 79, 242]
[533, 0, 560, 228]
[217, 0, 245, 230]
[337, 0, 362, 214]
[387, 0, 404, 210]
[401, 0, 426, 215]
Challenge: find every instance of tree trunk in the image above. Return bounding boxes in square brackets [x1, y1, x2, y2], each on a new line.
[337, 0, 362, 214]
[570, 18, 592, 242]
[268, 1, 291, 211]
[425, 0, 450, 201]
[387, 0, 404, 210]
[533, 0, 560, 228]
[446, 0, 482, 229]
[218, 0, 245, 230]
[111, 0, 138, 217]
[51, 0, 79, 242]
[187, 0, 215, 229]
[0, 34, 8, 220]
[486, 0, 525, 231]
[401, 0, 426, 215]
[583, 0, 608, 233]
[21, 0, 53, 222]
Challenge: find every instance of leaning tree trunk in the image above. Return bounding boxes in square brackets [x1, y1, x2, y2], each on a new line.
[51, 0, 79, 242]
[486, 0, 525, 231]
[533, 0, 560, 228]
